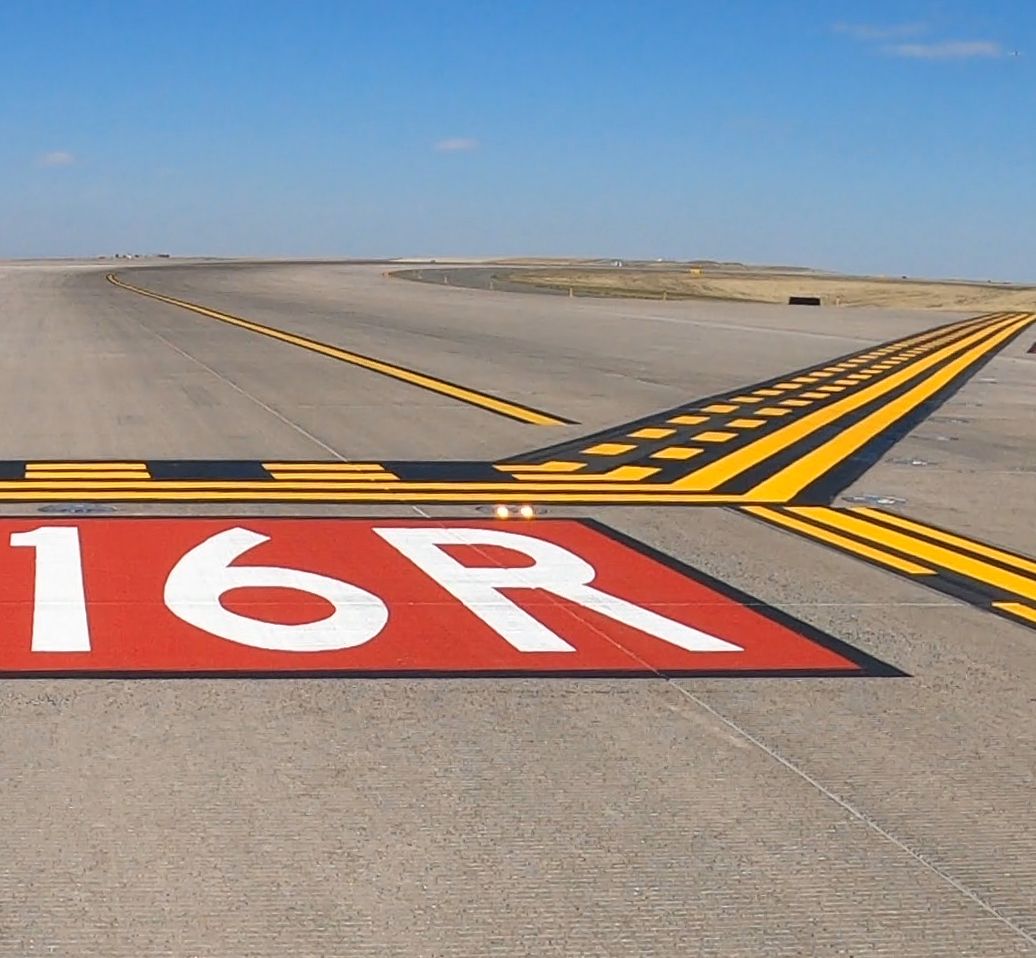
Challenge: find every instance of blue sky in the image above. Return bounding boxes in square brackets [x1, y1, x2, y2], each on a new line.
[1, 0, 1033, 279]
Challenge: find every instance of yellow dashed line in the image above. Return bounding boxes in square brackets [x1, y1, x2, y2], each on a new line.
[628, 427, 676, 439]
[584, 442, 636, 456]
[511, 465, 658, 481]
[26, 462, 151, 481]
[502, 461, 586, 473]
[668, 414, 709, 425]
[728, 418, 766, 429]
[268, 472, 395, 482]
[28, 462, 149, 472]
[651, 446, 703, 460]
[27, 471, 151, 480]
[263, 462, 390, 472]
[693, 430, 738, 443]
[743, 314, 1033, 499]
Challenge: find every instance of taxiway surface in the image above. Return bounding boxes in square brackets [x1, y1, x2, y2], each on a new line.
[0, 260, 1033, 957]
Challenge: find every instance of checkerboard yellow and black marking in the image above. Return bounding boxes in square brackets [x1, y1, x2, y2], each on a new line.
[742, 506, 1036, 631]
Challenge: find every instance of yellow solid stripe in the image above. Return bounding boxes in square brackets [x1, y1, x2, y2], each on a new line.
[25, 471, 152, 480]
[677, 313, 1027, 492]
[750, 314, 1033, 498]
[499, 461, 586, 473]
[0, 489, 750, 503]
[743, 507, 935, 575]
[262, 462, 390, 472]
[28, 462, 148, 471]
[628, 427, 676, 439]
[583, 442, 635, 455]
[107, 274, 567, 426]
[993, 602, 1036, 624]
[851, 508, 1036, 577]
[0, 478, 693, 493]
[511, 465, 659, 481]
[791, 508, 1036, 602]
[651, 446, 703, 460]
[267, 472, 398, 482]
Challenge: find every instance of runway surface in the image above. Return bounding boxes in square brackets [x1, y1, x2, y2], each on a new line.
[1, 259, 1034, 956]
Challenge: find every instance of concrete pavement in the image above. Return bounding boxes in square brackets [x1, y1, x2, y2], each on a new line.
[0, 259, 1033, 956]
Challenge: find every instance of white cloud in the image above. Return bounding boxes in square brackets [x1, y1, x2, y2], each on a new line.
[882, 40, 1004, 60]
[39, 150, 76, 167]
[434, 137, 479, 153]
[834, 22, 927, 41]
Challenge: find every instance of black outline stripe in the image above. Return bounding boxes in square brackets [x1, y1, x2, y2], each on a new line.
[740, 507, 1036, 632]
[715, 318, 1030, 501]
[786, 509, 1036, 600]
[582, 518, 904, 676]
[854, 509, 1036, 579]
[511, 312, 1004, 466]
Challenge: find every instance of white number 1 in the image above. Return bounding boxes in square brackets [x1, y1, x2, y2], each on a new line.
[10, 527, 91, 652]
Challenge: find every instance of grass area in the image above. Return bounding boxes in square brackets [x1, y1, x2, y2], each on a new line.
[500, 268, 1036, 310]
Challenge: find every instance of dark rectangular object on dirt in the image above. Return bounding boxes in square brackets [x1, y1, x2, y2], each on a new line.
[788, 295, 822, 306]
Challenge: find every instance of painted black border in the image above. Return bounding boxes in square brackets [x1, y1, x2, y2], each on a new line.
[739, 506, 1036, 635]
[788, 317, 1034, 504]
[0, 515, 906, 680]
[8, 309, 1027, 505]
[509, 312, 999, 464]
[713, 317, 1024, 500]
[581, 518, 905, 677]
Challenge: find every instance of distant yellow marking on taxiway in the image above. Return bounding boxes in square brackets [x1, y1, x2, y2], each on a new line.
[106, 273, 571, 426]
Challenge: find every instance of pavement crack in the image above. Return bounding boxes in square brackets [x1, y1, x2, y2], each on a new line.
[124, 315, 351, 462]
[663, 683, 1036, 949]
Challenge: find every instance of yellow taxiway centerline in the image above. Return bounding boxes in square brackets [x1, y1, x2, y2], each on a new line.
[107, 273, 571, 427]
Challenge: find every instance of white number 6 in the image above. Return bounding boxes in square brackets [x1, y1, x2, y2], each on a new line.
[164, 527, 388, 652]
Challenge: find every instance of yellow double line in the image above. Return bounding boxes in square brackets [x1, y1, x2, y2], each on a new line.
[745, 505, 1036, 629]
[107, 273, 570, 426]
[678, 312, 1034, 495]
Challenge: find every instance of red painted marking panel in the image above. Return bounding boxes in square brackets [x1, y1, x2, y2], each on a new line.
[0, 519, 889, 677]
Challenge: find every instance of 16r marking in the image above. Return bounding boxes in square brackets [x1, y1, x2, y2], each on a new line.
[8, 524, 735, 656]
[0, 518, 883, 677]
